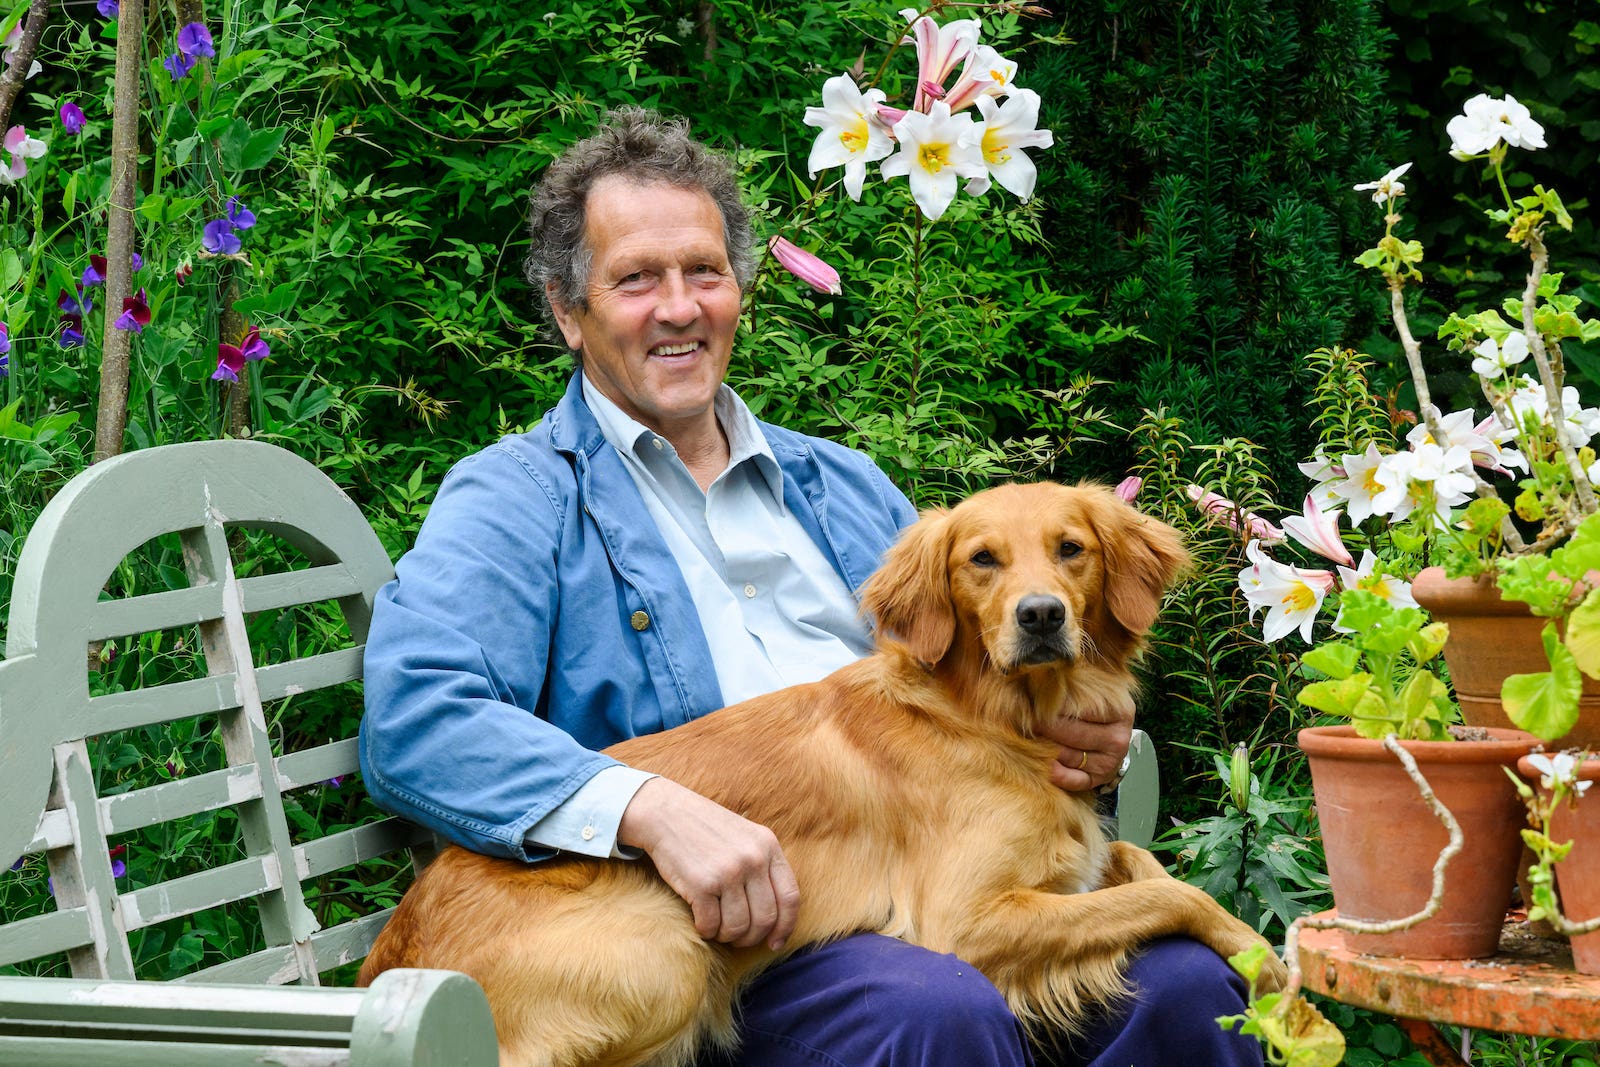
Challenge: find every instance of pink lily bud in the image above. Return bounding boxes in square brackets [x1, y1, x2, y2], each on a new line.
[768, 235, 842, 296]
[874, 104, 908, 130]
[1185, 484, 1286, 544]
[1114, 476, 1142, 504]
[921, 80, 946, 101]
[1281, 493, 1354, 567]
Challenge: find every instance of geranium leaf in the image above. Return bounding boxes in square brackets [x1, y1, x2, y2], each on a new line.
[1566, 587, 1600, 680]
[1301, 642, 1360, 680]
[1501, 625, 1582, 741]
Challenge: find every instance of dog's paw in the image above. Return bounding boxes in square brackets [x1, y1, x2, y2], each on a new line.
[1252, 941, 1289, 994]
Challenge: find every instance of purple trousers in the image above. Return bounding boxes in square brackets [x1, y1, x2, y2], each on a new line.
[705, 933, 1264, 1067]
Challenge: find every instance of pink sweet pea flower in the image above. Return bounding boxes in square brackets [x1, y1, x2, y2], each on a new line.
[2, 125, 47, 183]
[768, 235, 842, 296]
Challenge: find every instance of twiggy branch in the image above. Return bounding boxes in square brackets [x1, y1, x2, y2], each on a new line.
[0, 0, 50, 134]
[1522, 230, 1598, 517]
[1283, 735, 1462, 999]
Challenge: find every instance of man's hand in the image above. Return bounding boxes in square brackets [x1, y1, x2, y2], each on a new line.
[618, 777, 800, 951]
[1038, 689, 1135, 792]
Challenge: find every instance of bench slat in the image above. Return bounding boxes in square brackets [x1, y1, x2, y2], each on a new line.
[296, 821, 431, 882]
[256, 647, 365, 700]
[238, 565, 365, 616]
[0, 909, 94, 968]
[101, 766, 264, 837]
[0, 974, 366, 1025]
[88, 584, 225, 644]
[275, 739, 359, 792]
[180, 910, 395, 986]
[0, 1035, 348, 1066]
[118, 856, 278, 932]
[25, 809, 71, 854]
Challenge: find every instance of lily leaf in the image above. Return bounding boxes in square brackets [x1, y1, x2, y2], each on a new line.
[1501, 624, 1582, 742]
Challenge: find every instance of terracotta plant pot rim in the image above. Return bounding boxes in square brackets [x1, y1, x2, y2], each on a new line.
[1298, 724, 1538, 763]
[1411, 565, 1536, 618]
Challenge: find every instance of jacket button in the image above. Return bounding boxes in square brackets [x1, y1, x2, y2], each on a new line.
[630, 610, 650, 631]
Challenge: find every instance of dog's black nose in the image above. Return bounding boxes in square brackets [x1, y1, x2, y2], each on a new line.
[1016, 595, 1066, 635]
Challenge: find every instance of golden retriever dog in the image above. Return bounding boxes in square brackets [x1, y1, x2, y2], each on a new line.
[359, 482, 1285, 1066]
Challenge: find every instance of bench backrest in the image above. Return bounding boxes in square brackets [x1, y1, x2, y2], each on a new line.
[0, 440, 432, 984]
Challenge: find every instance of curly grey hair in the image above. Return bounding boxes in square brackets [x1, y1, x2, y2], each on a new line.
[524, 108, 756, 345]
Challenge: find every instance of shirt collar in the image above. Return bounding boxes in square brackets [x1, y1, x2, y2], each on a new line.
[580, 374, 786, 503]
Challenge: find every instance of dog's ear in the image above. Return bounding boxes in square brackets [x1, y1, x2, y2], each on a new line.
[1095, 492, 1190, 636]
[859, 508, 956, 665]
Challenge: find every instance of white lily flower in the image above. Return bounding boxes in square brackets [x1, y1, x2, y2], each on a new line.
[1239, 543, 1335, 644]
[804, 74, 894, 201]
[1471, 332, 1530, 379]
[1282, 493, 1354, 567]
[900, 9, 981, 112]
[943, 44, 1018, 112]
[1333, 442, 1396, 523]
[880, 102, 986, 221]
[1447, 92, 1546, 159]
[1527, 751, 1592, 794]
[1353, 162, 1412, 205]
[966, 89, 1053, 201]
[1408, 406, 1512, 475]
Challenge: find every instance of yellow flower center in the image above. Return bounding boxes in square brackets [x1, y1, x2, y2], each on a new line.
[1282, 583, 1317, 612]
[918, 141, 950, 173]
[981, 128, 1010, 166]
[1362, 467, 1382, 493]
[840, 116, 869, 153]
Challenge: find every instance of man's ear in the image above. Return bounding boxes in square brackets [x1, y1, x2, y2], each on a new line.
[859, 509, 956, 666]
[547, 284, 585, 352]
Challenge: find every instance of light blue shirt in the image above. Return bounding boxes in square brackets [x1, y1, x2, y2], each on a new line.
[522, 376, 874, 858]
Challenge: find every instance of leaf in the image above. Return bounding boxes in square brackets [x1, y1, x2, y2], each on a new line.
[1567, 587, 1600, 679]
[1296, 675, 1374, 717]
[235, 126, 288, 170]
[1301, 642, 1361, 680]
[1502, 624, 1583, 742]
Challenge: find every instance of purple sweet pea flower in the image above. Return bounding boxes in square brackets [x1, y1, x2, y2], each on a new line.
[0, 322, 10, 377]
[58, 318, 84, 348]
[83, 252, 141, 287]
[213, 344, 245, 382]
[202, 217, 240, 254]
[57, 286, 92, 316]
[110, 858, 126, 878]
[8, 856, 22, 872]
[164, 51, 198, 80]
[96, 0, 119, 16]
[225, 196, 256, 230]
[177, 23, 215, 58]
[59, 101, 86, 135]
[327, 776, 344, 788]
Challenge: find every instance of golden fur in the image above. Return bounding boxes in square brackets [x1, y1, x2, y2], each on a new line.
[359, 482, 1285, 1066]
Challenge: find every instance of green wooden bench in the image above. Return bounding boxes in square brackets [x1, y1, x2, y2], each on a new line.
[0, 438, 1160, 1065]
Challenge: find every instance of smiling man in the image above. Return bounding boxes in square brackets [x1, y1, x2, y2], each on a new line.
[359, 108, 1262, 1067]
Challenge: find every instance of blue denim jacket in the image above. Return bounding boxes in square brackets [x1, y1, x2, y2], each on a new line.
[358, 374, 918, 860]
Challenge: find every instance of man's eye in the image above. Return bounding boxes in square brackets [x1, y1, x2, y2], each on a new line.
[971, 549, 997, 567]
[1059, 541, 1082, 560]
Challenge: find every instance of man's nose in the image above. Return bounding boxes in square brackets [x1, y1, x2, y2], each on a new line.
[653, 272, 699, 325]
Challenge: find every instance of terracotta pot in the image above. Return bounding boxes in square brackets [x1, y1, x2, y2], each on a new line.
[1410, 566, 1600, 748]
[1516, 754, 1600, 974]
[1300, 724, 1536, 958]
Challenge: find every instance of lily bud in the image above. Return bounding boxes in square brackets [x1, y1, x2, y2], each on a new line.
[1114, 476, 1142, 504]
[1228, 743, 1251, 814]
[768, 235, 842, 296]
[921, 79, 946, 101]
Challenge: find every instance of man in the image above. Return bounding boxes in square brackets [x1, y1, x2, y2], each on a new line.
[359, 107, 1262, 1066]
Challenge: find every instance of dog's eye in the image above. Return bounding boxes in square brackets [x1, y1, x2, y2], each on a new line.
[971, 549, 998, 567]
[1058, 541, 1082, 560]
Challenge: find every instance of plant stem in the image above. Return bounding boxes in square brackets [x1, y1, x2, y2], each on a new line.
[0, 0, 49, 134]
[1521, 230, 1597, 519]
[95, 0, 144, 463]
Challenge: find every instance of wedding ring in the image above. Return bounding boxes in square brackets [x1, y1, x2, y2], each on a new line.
[1077, 750, 1089, 771]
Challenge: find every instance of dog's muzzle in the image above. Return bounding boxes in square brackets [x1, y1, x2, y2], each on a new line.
[1013, 595, 1076, 665]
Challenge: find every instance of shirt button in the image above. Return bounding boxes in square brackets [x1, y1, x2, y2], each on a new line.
[581, 825, 596, 841]
[651, 437, 664, 450]
[743, 584, 757, 598]
[630, 610, 650, 631]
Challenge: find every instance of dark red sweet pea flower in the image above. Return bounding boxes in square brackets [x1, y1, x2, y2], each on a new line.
[112, 288, 151, 332]
[213, 341, 246, 382]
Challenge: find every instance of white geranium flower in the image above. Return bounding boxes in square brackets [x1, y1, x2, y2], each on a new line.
[803, 74, 894, 201]
[1471, 332, 1530, 379]
[1353, 162, 1412, 204]
[880, 102, 986, 221]
[1447, 92, 1546, 159]
[1527, 751, 1592, 794]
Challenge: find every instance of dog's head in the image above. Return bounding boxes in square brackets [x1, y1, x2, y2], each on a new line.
[860, 482, 1189, 683]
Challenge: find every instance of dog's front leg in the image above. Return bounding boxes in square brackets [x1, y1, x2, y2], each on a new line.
[946, 880, 1284, 1035]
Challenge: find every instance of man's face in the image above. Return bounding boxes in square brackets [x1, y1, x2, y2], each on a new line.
[551, 176, 743, 441]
